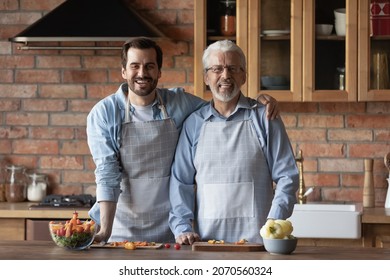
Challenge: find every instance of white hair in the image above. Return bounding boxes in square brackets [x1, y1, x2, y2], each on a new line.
[202, 40, 246, 72]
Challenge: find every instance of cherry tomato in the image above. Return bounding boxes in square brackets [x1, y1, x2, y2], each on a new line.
[164, 243, 171, 249]
[174, 243, 181, 250]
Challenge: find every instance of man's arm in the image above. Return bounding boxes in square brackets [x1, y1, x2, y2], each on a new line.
[168, 116, 200, 244]
[87, 100, 123, 242]
[94, 201, 116, 243]
[264, 116, 299, 219]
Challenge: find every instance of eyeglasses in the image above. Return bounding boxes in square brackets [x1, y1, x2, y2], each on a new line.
[205, 65, 243, 74]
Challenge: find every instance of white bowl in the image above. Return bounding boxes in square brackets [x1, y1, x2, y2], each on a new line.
[263, 237, 298, 255]
[316, 24, 333, 35]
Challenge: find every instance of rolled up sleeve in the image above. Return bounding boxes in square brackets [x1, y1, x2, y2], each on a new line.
[87, 96, 123, 203]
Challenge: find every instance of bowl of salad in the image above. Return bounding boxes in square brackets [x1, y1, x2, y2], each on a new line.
[49, 211, 97, 250]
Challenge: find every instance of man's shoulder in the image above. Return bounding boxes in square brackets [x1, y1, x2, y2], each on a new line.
[158, 87, 203, 100]
[89, 88, 125, 118]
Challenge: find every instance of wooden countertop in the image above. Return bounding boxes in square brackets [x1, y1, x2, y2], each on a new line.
[0, 240, 389, 260]
[362, 207, 390, 224]
[0, 202, 90, 219]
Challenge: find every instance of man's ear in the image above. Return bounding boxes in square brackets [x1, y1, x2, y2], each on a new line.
[204, 72, 209, 86]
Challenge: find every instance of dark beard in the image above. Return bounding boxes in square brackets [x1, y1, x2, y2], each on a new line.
[128, 77, 158, 97]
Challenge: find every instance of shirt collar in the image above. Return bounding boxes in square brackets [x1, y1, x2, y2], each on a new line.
[205, 93, 254, 120]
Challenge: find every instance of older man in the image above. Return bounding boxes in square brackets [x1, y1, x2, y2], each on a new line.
[169, 40, 299, 245]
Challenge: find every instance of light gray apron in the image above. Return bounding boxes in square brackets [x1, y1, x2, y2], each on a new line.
[193, 108, 273, 243]
[109, 93, 178, 242]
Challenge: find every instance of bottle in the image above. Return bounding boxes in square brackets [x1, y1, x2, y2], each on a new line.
[219, 0, 236, 36]
[5, 165, 28, 202]
[363, 159, 375, 207]
[0, 158, 5, 202]
[0, 169, 5, 202]
[335, 67, 345, 90]
[371, 51, 389, 89]
[385, 178, 390, 208]
[27, 173, 48, 202]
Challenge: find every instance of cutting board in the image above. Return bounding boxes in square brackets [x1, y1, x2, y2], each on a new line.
[192, 242, 265, 252]
[91, 243, 163, 249]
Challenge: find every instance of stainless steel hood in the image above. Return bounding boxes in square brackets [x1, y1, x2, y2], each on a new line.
[9, 0, 165, 49]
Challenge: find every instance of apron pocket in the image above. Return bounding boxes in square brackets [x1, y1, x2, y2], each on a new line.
[201, 182, 255, 219]
[120, 176, 170, 214]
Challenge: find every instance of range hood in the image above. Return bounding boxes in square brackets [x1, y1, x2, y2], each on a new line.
[9, 0, 165, 49]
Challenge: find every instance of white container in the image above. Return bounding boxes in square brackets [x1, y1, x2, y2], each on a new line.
[334, 8, 346, 36]
[27, 173, 47, 202]
[385, 178, 390, 208]
[315, 24, 333, 35]
[289, 203, 362, 239]
[335, 20, 346, 36]
[334, 8, 346, 19]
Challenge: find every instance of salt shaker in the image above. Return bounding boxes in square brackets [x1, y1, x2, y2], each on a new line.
[27, 173, 48, 202]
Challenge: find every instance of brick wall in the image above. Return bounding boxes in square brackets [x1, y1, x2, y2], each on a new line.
[0, 0, 389, 206]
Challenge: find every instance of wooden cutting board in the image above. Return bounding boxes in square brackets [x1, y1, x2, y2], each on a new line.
[192, 242, 265, 252]
[91, 243, 163, 249]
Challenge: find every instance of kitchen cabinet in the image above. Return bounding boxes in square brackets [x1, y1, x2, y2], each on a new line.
[194, 0, 248, 100]
[358, 0, 390, 101]
[0, 202, 89, 240]
[0, 219, 25, 240]
[362, 207, 390, 248]
[194, 0, 390, 102]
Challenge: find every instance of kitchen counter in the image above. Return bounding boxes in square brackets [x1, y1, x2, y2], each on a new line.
[0, 240, 389, 260]
[0, 202, 90, 219]
[362, 207, 390, 247]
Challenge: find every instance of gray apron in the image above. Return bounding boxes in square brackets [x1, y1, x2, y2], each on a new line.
[109, 93, 178, 242]
[193, 109, 273, 243]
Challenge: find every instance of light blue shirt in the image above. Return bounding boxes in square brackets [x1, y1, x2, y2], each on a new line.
[87, 83, 206, 204]
[169, 94, 299, 237]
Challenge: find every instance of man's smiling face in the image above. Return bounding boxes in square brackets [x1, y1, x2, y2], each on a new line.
[122, 47, 161, 98]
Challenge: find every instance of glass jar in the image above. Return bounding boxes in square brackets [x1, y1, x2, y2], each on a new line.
[0, 169, 5, 202]
[27, 173, 48, 202]
[0, 158, 4, 202]
[5, 165, 27, 202]
[219, 0, 236, 36]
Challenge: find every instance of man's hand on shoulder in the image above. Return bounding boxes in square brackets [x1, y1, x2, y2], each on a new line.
[257, 94, 280, 120]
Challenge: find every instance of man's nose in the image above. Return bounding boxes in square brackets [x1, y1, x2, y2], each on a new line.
[220, 66, 232, 78]
[138, 65, 148, 75]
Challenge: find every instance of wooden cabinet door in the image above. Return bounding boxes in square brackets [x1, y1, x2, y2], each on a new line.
[194, 0, 248, 100]
[248, 0, 303, 101]
[0, 219, 25, 240]
[303, 0, 358, 101]
[358, 0, 390, 101]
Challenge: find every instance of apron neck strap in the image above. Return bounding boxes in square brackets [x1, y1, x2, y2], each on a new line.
[125, 91, 169, 122]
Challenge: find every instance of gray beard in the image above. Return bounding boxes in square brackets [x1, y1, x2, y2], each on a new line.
[212, 85, 240, 102]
